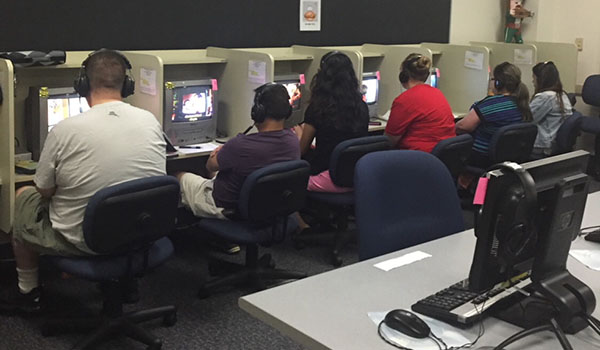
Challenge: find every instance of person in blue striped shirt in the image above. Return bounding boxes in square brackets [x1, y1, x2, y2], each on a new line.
[456, 62, 532, 168]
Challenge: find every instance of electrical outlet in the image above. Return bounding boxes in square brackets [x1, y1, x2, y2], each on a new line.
[15, 152, 32, 162]
[575, 38, 584, 52]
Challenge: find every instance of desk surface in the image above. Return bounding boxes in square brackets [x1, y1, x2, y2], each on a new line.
[239, 192, 600, 350]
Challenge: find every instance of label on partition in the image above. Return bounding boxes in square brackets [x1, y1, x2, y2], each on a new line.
[376, 71, 381, 80]
[248, 60, 267, 84]
[299, 74, 306, 85]
[473, 177, 489, 205]
[139, 68, 157, 96]
[211, 79, 218, 91]
[514, 48, 533, 65]
[464, 51, 484, 71]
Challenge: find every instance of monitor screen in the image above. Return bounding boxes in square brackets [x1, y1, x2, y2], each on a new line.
[47, 93, 90, 131]
[361, 76, 379, 105]
[170, 85, 214, 123]
[277, 80, 302, 111]
[429, 71, 438, 88]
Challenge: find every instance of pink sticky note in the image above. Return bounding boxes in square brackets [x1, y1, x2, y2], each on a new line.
[435, 68, 441, 78]
[473, 177, 489, 205]
[376, 71, 381, 80]
[299, 74, 306, 85]
[211, 79, 218, 91]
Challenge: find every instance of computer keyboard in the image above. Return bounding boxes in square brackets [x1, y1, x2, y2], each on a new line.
[411, 277, 531, 327]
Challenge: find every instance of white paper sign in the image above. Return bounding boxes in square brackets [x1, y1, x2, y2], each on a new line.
[464, 50, 484, 70]
[374, 251, 432, 272]
[514, 48, 533, 65]
[248, 60, 267, 84]
[139, 68, 156, 96]
[300, 0, 321, 31]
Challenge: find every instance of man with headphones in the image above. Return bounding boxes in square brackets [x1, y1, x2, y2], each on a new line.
[1, 49, 165, 313]
[176, 83, 299, 219]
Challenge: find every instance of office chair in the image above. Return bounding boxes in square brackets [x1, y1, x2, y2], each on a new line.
[466, 122, 537, 175]
[577, 75, 600, 178]
[292, 135, 390, 267]
[355, 150, 464, 260]
[42, 176, 180, 350]
[195, 160, 310, 298]
[553, 111, 583, 155]
[431, 134, 473, 184]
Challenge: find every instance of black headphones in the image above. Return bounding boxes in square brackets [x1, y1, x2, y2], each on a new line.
[493, 62, 513, 92]
[250, 83, 292, 123]
[320, 50, 345, 69]
[74, 49, 135, 98]
[399, 54, 423, 84]
[479, 162, 538, 268]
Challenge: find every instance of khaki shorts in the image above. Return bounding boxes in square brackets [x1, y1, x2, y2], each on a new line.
[179, 173, 227, 219]
[12, 188, 88, 256]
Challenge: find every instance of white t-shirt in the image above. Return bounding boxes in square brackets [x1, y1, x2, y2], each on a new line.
[34, 101, 166, 253]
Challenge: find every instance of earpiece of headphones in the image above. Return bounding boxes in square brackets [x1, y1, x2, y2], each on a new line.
[494, 77, 505, 91]
[74, 49, 135, 98]
[250, 83, 292, 123]
[399, 54, 423, 85]
[320, 50, 344, 69]
[479, 162, 538, 267]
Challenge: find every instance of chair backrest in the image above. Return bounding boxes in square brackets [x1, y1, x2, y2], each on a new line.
[238, 160, 310, 222]
[83, 176, 180, 255]
[489, 123, 537, 164]
[355, 150, 464, 261]
[329, 135, 390, 188]
[554, 111, 583, 155]
[582, 75, 600, 108]
[430, 134, 473, 182]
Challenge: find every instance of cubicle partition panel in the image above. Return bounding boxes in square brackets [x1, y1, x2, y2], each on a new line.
[0, 59, 15, 235]
[124, 52, 165, 124]
[362, 44, 432, 117]
[471, 42, 537, 98]
[207, 47, 275, 137]
[531, 42, 578, 93]
[422, 43, 491, 115]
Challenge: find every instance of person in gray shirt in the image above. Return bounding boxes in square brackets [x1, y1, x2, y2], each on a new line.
[530, 61, 573, 158]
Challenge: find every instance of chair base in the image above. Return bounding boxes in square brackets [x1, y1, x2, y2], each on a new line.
[42, 305, 177, 350]
[198, 245, 306, 298]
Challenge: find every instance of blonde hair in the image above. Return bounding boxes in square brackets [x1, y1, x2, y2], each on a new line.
[401, 53, 432, 82]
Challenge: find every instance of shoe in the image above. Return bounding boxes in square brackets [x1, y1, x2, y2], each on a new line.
[209, 240, 240, 255]
[0, 286, 43, 314]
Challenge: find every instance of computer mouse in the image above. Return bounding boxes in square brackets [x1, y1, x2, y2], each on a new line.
[383, 309, 431, 339]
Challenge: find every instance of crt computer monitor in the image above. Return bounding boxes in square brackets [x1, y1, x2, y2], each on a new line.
[274, 74, 304, 128]
[26, 86, 90, 161]
[163, 79, 218, 146]
[362, 72, 379, 118]
[467, 151, 590, 293]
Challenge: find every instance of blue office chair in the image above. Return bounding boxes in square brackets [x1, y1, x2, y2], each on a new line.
[431, 134, 473, 184]
[355, 151, 464, 260]
[195, 160, 310, 298]
[578, 75, 600, 178]
[42, 176, 180, 350]
[553, 111, 583, 155]
[293, 135, 390, 266]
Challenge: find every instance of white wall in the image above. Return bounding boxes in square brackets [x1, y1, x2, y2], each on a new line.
[449, 0, 505, 44]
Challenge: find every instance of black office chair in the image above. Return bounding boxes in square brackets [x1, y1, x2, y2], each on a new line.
[577, 75, 600, 178]
[466, 122, 537, 175]
[553, 111, 583, 155]
[293, 135, 390, 266]
[431, 134, 473, 184]
[42, 176, 180, 350]
[195, 160, 310, 298]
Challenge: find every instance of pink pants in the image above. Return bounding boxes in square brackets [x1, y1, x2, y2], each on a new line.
[308, 170, 353, 193]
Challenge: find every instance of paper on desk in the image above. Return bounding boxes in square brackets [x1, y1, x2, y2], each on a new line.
[368, 312, 471, 349]
[374, 251, 431, 272]
[176, 143, 219, 154]
[570, 250, 600, 271]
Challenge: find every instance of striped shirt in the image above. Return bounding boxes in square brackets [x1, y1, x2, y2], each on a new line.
[472, 95, 523, 154]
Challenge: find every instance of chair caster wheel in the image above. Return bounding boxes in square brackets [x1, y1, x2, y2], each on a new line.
[163, 312, 177, 327]
[198, 287, 210, 299]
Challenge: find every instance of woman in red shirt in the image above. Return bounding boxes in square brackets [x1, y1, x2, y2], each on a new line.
[385, 53, 456, 151]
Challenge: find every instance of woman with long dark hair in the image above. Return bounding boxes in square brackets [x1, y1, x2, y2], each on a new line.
[296, 51, 369, 192]
[530, 61, 572, 157]
[456, 61, 532, 168]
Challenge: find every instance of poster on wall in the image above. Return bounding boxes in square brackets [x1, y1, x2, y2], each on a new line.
[300, 0, 321, 31]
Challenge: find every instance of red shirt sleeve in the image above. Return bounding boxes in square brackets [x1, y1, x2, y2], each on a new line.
[385, 96, 414, 138]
